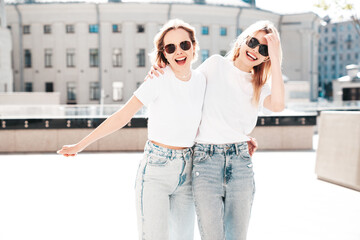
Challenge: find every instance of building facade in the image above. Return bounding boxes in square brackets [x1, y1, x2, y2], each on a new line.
[5, 0, 320, 104]
[0, 0, 13, 92]
[318, 19, 360, 99]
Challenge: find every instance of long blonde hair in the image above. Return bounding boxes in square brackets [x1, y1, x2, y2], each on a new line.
[150, 19, 199, 66]
[227, 20, 282, 106]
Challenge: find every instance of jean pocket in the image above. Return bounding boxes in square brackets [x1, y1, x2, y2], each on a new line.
[147, 154, 169, 166]
[240, 150, 251, 161]
[193, 151, 208, 164]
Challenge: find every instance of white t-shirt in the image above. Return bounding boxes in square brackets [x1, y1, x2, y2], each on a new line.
[134, 66, 206, 147]
[195, 55, 272, 144]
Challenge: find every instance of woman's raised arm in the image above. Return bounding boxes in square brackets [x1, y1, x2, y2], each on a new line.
[57, 96, 143, 156]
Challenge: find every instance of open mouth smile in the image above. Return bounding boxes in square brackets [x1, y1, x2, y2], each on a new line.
[246, 51, 258, 61]
[175, 57, 187, 65]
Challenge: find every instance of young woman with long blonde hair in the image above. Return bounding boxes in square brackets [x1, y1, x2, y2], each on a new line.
[58, 19, 206, 240]
[149, 20, 285, 240]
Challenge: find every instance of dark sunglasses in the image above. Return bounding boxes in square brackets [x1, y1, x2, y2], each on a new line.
[163, 41, 192, 54]
[246, 37, 268, 57]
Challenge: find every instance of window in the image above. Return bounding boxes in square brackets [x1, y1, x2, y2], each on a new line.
[325, 28, 328, 33]
[25, 82, 32, 92]
[23, 25, 30, 34]
[339, 54, 343, 60]
[332, 26, 336, 32]
[348, 24, 352, 31]
[324, 37, 328, 42]
[331, 55, 335, 61]
[112, 82, 124, 101]
[112, 24, 122, 33]
[201, 49, 209, 62]
[112, 48, 122, 67]
[7, 25, 11, 30]
[24, 49, 32, 68]
[356, 53, 359, 60]
[67, 82, 76, 102]
[44, 49, 52, 68]
[201, 26, 209, 35]
[324, 56, 327, 61]
[220, 50, 227, 56]
[137, 24, 145, 33]
[89, 24, 99, 33]
[66, 24, 75, 33]
[324, 46, 328, 52]
[90, 82, 100, 100]
[44, 25, 51, 34]
[347, 53, 351, 60]
[66, 48, 76, 67]
[137, 49, 145, 67]
[220, 27, 227, 36]
[89, 49, 99, 67]
[45, 82, 54, 92]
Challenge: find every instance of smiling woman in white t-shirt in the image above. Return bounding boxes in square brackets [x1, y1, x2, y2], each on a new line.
[149, 20, 285, 240]
[57, 19, 206, 240]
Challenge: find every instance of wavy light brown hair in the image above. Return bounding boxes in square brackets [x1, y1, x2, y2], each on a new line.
[227, 20, 282, 106]
[150, 19, 199, 66]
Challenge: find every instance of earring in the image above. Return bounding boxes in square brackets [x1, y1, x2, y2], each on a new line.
[263, 57, 270, 62]
[234, 48, 240, 59]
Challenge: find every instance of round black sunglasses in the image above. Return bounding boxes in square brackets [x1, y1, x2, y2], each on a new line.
[246, 37, 268, 57]
[163, 41, 192, 54]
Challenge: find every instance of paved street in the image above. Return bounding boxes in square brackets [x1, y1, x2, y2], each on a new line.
[1, 142, 359, 240]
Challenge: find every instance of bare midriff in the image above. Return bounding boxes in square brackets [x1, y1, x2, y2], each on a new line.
[150, 140, 188, 150]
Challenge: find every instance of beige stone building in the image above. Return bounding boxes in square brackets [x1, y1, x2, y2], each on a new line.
[0, 0, 13, 92]
[4, 0, 320, 104]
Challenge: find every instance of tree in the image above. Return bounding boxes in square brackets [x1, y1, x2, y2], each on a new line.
[314, 0, 360, 36]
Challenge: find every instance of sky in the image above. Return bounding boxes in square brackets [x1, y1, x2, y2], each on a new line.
[256, 0, 360, 19]
[4, 0, 360, 20]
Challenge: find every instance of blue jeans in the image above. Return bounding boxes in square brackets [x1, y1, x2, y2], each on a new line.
[192, 142, 255, 240]
[135, 141, 195, 240]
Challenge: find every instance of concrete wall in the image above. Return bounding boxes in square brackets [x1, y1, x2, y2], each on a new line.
[0, 128, 148, 153]
[251, 125, 314, 150]
[315, 111, 360, 191]
[0, 125, 314, 153]
[0, 92, 60, 104]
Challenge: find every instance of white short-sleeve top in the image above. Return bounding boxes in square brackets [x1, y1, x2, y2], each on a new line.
[134, 66, 206, 147]
[195, 55, 272, 144]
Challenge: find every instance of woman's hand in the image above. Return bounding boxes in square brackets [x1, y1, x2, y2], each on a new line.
[264, 33, 281, 65]
[144, 63, 166, 81]
[57, 144, 83, 157]
[247, 137, 258, 157]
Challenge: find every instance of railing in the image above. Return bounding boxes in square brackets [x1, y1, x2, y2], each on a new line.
[0, 105, 319, 130]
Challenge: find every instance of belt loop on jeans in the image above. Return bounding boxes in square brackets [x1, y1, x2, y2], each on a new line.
[235, 143, 239, 156]
[210, 144, 214, 157]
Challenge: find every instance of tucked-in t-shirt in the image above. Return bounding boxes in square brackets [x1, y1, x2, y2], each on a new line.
[195, 54, 272, 144]
[134, 66, 206, 147]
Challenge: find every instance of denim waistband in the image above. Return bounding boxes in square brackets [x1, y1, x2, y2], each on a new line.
[144, 140, 193, 159]
[194, 142, 248, 156]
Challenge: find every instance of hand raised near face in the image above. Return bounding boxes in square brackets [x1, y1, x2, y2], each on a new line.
[264, 33, 281, 65]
